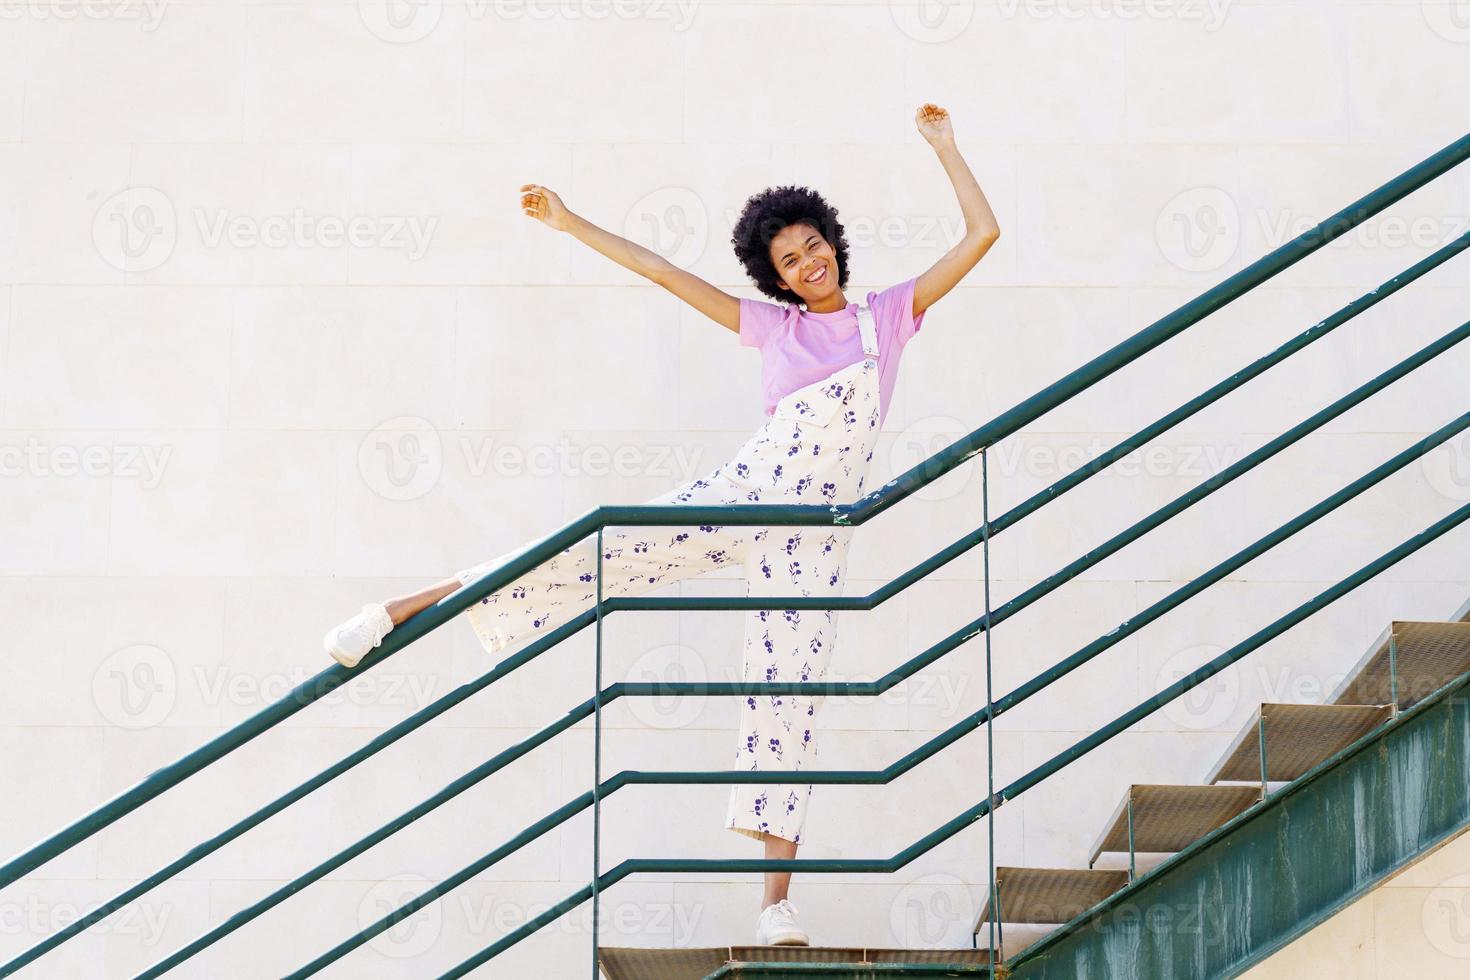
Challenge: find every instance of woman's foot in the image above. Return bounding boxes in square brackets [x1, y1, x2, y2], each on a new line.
[323, 602, 394, 668]
[755, 899, 809, 946]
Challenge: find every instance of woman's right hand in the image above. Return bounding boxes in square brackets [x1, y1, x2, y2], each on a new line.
[520, 183, 573, 232]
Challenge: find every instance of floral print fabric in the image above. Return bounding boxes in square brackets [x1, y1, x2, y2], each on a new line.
[452, 307, 885, 845]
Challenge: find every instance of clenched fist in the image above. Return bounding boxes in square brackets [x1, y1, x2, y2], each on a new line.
[520, 183, 572, 232]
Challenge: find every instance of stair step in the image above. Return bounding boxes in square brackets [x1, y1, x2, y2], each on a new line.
[1088, 784, 1261, 865]
[1330, 621, 1470, 709]
[598, 946, 991, 980]
[1205, 702, 1393, 784]
[1453, 596, 1470, 623]
[970, 866, 1129, 933]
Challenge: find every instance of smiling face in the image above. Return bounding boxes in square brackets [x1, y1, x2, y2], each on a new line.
[768, 221, 841, 306]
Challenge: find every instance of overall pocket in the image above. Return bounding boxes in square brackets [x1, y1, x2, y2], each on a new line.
[770, 373, 856, 429]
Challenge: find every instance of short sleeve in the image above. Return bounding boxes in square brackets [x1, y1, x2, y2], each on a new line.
[871, 277, 926, 350]
[739, 297, 786, 348]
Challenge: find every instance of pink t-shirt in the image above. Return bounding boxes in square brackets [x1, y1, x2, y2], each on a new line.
[739, 276, 927, 426]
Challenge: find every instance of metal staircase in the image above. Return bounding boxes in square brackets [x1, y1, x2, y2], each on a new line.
[2, 131, 1469, 980]
[974, 609, 1470, 978]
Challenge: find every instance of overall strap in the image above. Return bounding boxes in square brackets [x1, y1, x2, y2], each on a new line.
[855, 304, 880, 362]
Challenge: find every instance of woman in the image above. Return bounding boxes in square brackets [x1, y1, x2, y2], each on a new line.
[322, 103, 999, 947]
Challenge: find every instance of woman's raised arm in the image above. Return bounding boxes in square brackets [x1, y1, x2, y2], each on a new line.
[520, 183, 740, 334]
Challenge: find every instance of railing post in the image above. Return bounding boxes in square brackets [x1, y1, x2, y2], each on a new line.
[981, 447, 1002, 965]
[592, 526, 605, 978]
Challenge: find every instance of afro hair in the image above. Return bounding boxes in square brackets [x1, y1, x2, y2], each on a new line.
[730, 185, 851, 306]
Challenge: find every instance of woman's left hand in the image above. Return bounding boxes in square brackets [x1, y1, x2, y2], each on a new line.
[915, 103, 954, 146]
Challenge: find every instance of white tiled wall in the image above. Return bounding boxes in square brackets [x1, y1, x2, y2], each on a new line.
[2, 1, 1468, 976]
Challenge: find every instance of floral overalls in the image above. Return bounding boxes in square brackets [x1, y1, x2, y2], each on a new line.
[452, 303, 884, 844]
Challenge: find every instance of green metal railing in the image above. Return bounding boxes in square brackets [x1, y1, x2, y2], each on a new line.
[3, 131, 1468, 979]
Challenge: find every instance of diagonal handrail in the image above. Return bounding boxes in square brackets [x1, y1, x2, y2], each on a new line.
[4, 132, 1464, 898]
[14, 289, 1458, 975]
[4, 132, 1467, 979]
[238, 409, 1452, 978]
[405, 496, 1470, 979]
[133, 338, 1470, 976]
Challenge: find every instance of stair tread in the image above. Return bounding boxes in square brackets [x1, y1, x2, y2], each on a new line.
[599, 946, 991, 980]
[971, 866, 1130, 932]
[1205, 701, 1393, 784]
[1088, 783, 1261, 864]
[1330, 621, 1470, 709]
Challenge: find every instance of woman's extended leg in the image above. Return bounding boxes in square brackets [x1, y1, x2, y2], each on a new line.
[324, 463, 758, 667]
[383, 578, 462, 625]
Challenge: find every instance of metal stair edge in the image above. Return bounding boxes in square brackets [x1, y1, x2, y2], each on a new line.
[999, 664, 1470, 979]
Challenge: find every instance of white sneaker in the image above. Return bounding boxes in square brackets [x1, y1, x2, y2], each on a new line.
[323, 602, 394, 668]
[755, 899, 809, 946]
